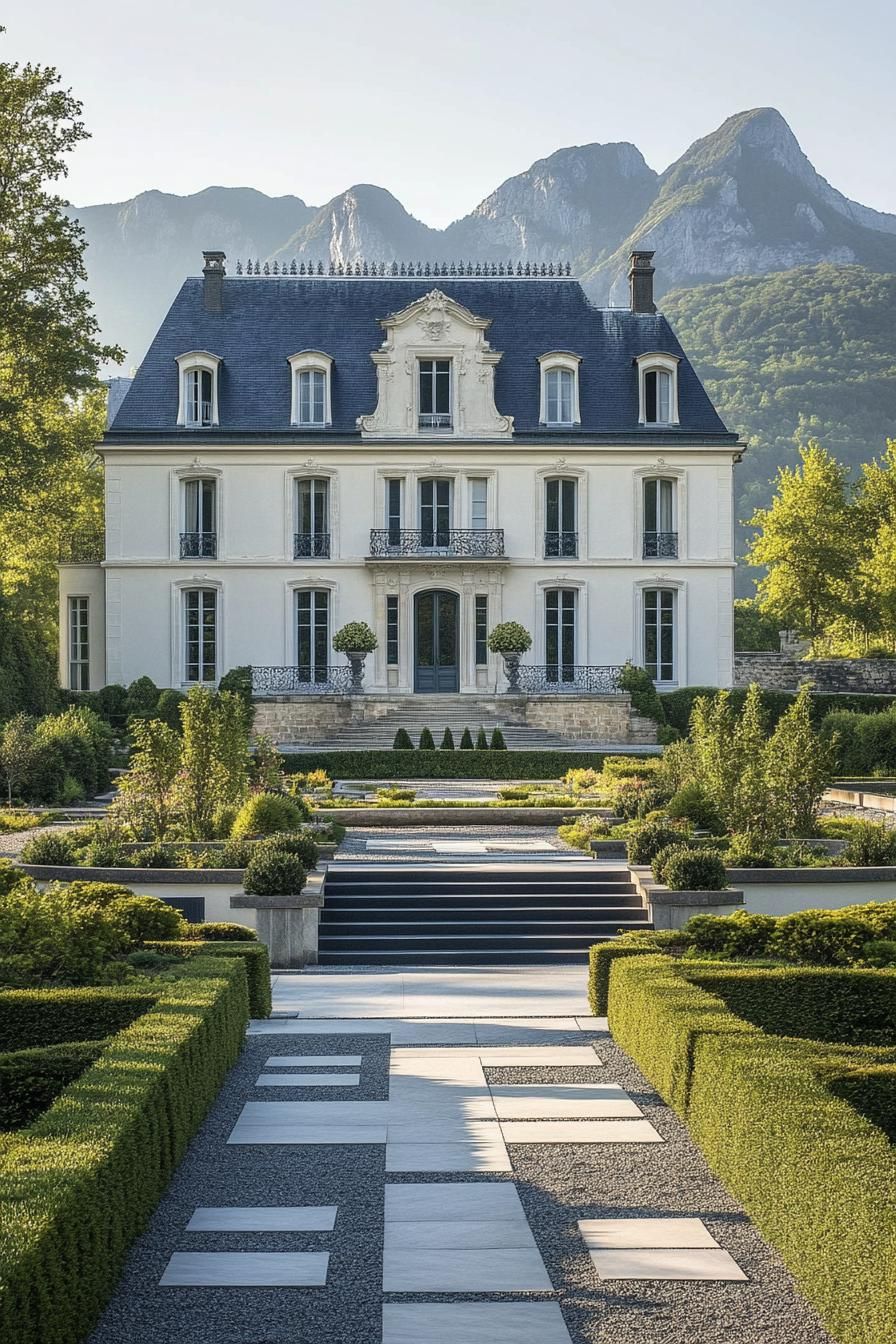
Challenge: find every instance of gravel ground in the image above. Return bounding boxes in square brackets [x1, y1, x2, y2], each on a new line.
[335, 824, 580, 861]
[87, 1021, 834, 1344]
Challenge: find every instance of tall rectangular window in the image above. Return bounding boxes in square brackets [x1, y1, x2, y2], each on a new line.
[184, 368, 213, 427]
[297, 589, 329, 682]
[184, 589, 217, 683]
[643, 477, 677, 557]
[298, 369, 327, 426]
[469, 478, 488, 531]
[545, 589, 576, 682]
[544, 368, 574, 425]
[545, 478, 577, 557]
[474, 595, 488, 666]
[644, 589, 676, 683]
[418, 359, 452, 429]
[68, 597, 90, 691]
[182, 478, 217, 557]
[644, 369, 673, 424]
[386, 594, 399, 666]
[295, 478, 330, 557]
[386, 478, 402, 546]
[419, 478, 452, 548]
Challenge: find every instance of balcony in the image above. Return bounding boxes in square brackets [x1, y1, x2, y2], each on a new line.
[515, 664, 624, 694]
[294, 532, 331, 559]
[543, 531, 578, 558]
[643, 530, 678, 559]
[58, 532, 104, 564]
[180, 531, 217, 559]
[252, 665, 353, 695]
[418, 413, 452, 432]
[369, 528, 506, 559]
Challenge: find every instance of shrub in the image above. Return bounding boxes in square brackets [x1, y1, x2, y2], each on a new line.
[840, 822, 896, 867]
[282, 749, 607, 779]
[563, 767, 602, 794]
[243, 847, 306, 896]
[861, 939, 896, 968]
[35, 707, 114, 800]
[613, 778, 666, 819]
[130, 842, 176, 869]
[601, 755, 662, 781]
[53, 880, 138, 908]
[650, 840, 691, 885]
[724, 833, 778, 867]
[19, 830, 78, 866]
[683, 910, 777, 958]
[259, 829, 319, 869]
[418, 727, 435, 750]
[332, 621, 377, 654]
[181, 922, 258, 942]
[155, 688, 186, 730]
[486, 621, 532, 655]
[0, 986, 157, 1050]
[216, 837, 255, 869]
[626, 819, 686, 865]
[769, 910, 876, 967]
[618, 662, 666, 725]
[440, 727, 455, 750]
[376, 787, 416, 805]
[151, 939, 271, 1017]
[107, 895, 187, 946]
[459, 728, 474, 750]
[558, 814, 610, 852]
[0, 1039, 107, 1130]
[606, 954, 896, 1344]
[211, 802, 239, 838]
[231, 791, 309, 838]
[490, 727, 507, 750]
[217, 665, 253, 705]
[0, 957, 248, 1344]
[662, 847, 727, 891]
[0, 859, 26, 896]
[94, 683, 129, 727]
[475, 727, 489, 750]
[827, 1065, 896, 1143]
[0, 809, 43, 833]
[125, 675, 160, 717]
[393, 728, 414, 750]
[666, 781, 724, 833]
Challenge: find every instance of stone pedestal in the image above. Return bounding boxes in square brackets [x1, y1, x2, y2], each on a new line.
[231, 874, 324, 969]
[629, 865, 743, 930]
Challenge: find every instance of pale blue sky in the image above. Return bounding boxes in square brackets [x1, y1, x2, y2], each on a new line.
[5, 0, 895, 225]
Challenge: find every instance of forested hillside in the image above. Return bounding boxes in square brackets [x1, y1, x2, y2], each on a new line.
[663, 264, 896, 583]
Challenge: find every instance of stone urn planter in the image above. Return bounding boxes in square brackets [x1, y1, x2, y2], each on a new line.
[486, 621, 532, 694]
[346, 651, 367, 692]
[501, 651, 522, 693]
[332, 621, 378, 694]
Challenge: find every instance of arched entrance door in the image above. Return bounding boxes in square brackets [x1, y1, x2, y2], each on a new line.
[414, 590, 459, 692]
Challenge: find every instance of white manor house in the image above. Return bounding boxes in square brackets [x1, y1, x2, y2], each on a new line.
[59, 250, 743, 745]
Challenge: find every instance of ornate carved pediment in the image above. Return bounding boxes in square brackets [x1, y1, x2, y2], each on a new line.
[357, 289, 513, 439]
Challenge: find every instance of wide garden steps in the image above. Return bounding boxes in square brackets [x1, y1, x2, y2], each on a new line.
[318, 864, 650, 965]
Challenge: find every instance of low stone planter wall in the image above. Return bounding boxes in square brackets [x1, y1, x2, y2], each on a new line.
[826, 786, 896, 812]
[727, 865, 896, 915]
[629, 866, 744, 929]
[590, 838, 628, 860]
[312, 805, 607, 827]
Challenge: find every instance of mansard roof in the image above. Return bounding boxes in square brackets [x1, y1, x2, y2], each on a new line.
[108, 271, 735, 441]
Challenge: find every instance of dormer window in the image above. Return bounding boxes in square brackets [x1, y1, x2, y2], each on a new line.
[288, 351, 333, 428]
[538, 352, 581, 427]
[176, 351, 221, 427]
[418, 359, 452, 431]
[636, 352, 680, 426]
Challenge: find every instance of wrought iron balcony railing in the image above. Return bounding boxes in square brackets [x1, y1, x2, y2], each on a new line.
[543, 531, 578, 558]
[180, 531, 217, 559]
[369, 528, 505, 558]
[294, 532, 331, 559]
[58, 532, 104, 564]
[418, 413, 453, 431]
[643, 530, 678, 559]
[251, 665, 354, 695]
[515, 664, 624, 694]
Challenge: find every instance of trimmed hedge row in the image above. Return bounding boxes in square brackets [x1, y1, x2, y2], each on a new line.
[0, 955, 249, 1344]
[588, 941, 656, 1016]
[607, 955, 896, 1344]
[150, 939, 272, 1018]
[659, 686, 896, 735]
[280, 749, 611, 779]
[0, 1040, 105, 1130]
[827, 1065, 896, 1142]
[0, 988, 158, 1052]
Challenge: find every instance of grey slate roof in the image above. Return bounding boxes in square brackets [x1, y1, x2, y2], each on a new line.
[108, 275, 735, 440]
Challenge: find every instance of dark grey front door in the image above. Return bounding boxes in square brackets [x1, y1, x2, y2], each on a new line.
[415, 590, 459, 692]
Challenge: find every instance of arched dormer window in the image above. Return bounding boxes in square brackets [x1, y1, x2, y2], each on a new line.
[176, 351, 221, 427]
[288, 351, 333, 428]
[636, 352, 680, 426]
[538, 352, 581, 427]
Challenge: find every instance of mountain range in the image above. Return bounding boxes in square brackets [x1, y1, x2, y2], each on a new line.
[72, 107, 896, 367]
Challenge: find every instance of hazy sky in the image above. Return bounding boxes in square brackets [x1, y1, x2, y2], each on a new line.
[5, 0, 895, 226]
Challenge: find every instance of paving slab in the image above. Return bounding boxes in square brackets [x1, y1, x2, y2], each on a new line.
[588, 1247, 748, 1281]
[255, 1072, 361, 1086]
[160, 1251, 329, 1287]
[382, 1246, 553, 1292]
[578, 1217, 720, 1249]
[489, 1083, 641, 1119]
[384, 1182, 526, 1222]
[186, 1206, 337, 1232]
[263, 1055, 363, 1066]
[385, 1218, 538, 1249]
[501, 1118, 663, 1143]
[382, 1302, 574, 1344]
[385, 1138, 512, 1172]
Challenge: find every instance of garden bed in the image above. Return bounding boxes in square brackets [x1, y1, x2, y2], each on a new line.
[282, 750, 615, 779]
[311, 805, 606, 827]
[0, 954, 250, 1344]
[604, 953, 896, 1344]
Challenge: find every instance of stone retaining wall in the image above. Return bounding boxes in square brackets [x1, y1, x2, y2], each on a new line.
[734, 652, 896, 693]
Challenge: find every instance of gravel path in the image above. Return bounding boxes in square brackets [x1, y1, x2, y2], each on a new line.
[87, 999, 834, 1344]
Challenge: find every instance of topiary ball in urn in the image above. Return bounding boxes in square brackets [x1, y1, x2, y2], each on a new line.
[332, 622, 378, 691]
[487, 622, 532, 693]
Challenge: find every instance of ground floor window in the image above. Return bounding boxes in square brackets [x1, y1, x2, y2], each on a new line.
[474, 595, 488, 665]
[644, 588, 676, 682]
[184, 589, 217, 683]
[297, 589, 330, 682]
[386, 594, 399, 665]
[68, 596, 90, 690]
[545, 588, 576, 681]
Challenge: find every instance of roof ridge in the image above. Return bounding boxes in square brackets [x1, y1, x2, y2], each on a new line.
[234, 259, 574, 279]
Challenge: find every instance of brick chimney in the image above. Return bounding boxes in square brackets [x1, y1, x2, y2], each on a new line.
[628, 250, 656, 314]
[202, 251, 226, 313]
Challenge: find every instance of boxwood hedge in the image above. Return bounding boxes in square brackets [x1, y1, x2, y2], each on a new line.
[0, 1040, 106, 1130]
[607, 954, 896, 1344]
[0, 987, 158, 1051]
[280, 749, 611, 780]
[0, 955, 249, 1344]
[150, 938, 272, 1018]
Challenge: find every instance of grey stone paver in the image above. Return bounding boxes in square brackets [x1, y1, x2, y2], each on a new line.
[186, 1207, 337, 1231]
[382, 1302, 574, 1344]
[159, 1251, 330, 1286]
[587, 1248, 748, 1281]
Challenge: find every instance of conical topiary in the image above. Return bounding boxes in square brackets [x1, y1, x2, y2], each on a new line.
[419, 727, 435, 750]
[393, 728, 414, 750]
[490, 727, 507, 750]
[440, 727, 455, 750]
[475, 727, 489, 750]
[459, 727, 474, 750]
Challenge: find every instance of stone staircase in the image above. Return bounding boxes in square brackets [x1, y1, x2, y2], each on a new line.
[317, 863, 651, 965]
